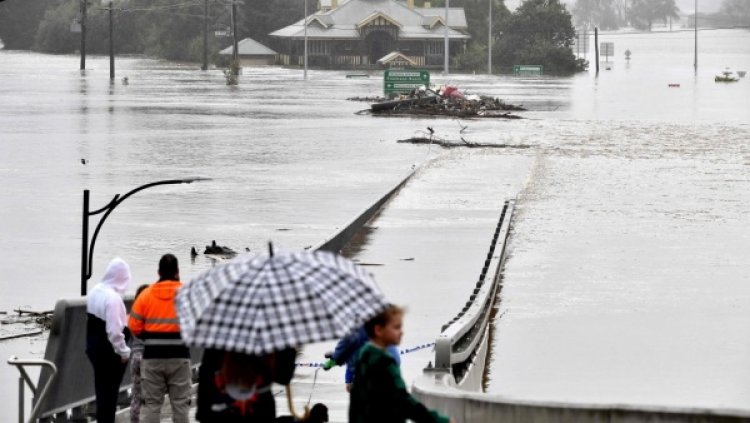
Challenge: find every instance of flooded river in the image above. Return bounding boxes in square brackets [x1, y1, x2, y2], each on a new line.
[1, 28, 749, 421]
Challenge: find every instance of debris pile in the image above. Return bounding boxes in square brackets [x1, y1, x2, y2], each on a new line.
[1, 309, 53, 340]
[360, 86, 525, 118]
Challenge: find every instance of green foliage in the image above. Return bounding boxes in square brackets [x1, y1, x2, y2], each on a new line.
[572, 0, 627, 30]
[455, 42, 489, 72]
[33, 2, 79, 53]
[0, 0, 60, 50]
[492, 0, 582, 74]
[627, 0, 679, 30]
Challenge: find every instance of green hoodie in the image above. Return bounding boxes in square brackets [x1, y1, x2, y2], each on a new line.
[349, 342, 449, 423]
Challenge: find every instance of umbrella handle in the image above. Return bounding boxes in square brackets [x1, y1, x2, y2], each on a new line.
[285, 384, 310, 421]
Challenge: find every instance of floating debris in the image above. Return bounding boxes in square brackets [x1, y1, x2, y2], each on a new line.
[364, 87, 525, 118]
[397, 136, 531, 149]
[202, 240, 237, 257]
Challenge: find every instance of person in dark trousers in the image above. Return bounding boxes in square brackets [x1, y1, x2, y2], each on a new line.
[129, 254, 191, 423]
[276, 403, 329, 423]
[130, 284, 149, 423]
[349, 305, 453, 423]
[196, 347, 297, 422]
[322, 326, 400, 392]
[86, 257, 132, 423]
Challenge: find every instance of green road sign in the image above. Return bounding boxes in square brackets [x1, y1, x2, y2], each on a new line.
[384, 70, 430, 96]
[513, 65, 544, 75]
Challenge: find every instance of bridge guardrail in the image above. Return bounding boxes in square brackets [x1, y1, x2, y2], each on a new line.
[429, 199, 514, 386]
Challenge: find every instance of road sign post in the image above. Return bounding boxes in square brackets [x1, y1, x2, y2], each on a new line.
[513, 65, 543, 76]
[384, 70, 430, 96]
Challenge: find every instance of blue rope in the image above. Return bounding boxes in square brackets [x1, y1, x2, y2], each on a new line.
[295, 342, 435, 367]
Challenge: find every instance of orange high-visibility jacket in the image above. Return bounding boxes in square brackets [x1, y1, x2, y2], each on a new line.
[128, 280, 189, 359]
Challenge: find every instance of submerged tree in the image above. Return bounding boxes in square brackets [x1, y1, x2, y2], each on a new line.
[718, 0, 750, 26]
[449, 0, 512, 72]
[493, 0, 585, 73]
[572, 0, 626, 29]
[627, 0, 679, 30]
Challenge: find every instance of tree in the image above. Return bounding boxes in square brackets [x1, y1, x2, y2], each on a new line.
[0, 0, 58, 49]
[445, 0, 511, 72]
[718, 0, 750, 25]
[627, 0, 679, 30]
[493, 0, 584, 73]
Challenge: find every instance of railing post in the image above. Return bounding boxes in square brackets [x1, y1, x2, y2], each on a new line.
[18, 376, 24, 423]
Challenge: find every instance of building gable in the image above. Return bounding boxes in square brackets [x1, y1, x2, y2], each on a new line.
[356, 11, 403, 29]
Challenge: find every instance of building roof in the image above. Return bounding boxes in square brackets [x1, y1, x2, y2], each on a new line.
[377, 51, 418, 66]
[219, 37, 277, 56]
[270, 0, 469, 40]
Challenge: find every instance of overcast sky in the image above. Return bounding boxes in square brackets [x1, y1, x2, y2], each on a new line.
[504, 0, 721, 14]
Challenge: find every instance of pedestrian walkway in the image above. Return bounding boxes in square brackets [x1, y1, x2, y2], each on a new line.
[157, 150, 531, 422]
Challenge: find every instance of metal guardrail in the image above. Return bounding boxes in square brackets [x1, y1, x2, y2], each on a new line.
[428, 199, 514, 383]
[7, 356, 57, 423]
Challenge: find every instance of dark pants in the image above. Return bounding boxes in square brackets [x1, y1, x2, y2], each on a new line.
[87, 350, 128, 423]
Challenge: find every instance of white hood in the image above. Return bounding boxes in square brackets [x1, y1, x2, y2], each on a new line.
[100, 257, 131, 295]
[87, 257, 132, 359]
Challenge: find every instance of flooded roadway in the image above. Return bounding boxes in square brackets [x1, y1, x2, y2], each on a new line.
[2, 28, 750, 421]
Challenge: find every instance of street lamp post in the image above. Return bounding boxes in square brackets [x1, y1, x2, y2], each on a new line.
[81, 177, 209, 296]
[304, 0, 308, 80]
[109, 1, 115, 80]
[443, 0, 449, 75]
[487, 0, 492, 74]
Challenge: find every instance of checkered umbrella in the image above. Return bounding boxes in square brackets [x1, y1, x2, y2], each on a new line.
[175, 248, 388, 355]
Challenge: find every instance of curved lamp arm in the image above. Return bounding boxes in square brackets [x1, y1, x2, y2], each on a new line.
[81, 177, 210, 296]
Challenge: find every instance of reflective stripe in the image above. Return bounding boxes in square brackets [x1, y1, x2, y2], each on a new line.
[144, 339, 186, 346]
[130, 311, 145, 321]
[142, 317, 180, 324]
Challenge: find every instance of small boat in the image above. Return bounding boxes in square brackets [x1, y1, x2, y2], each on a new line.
[715, 69, 739, 83]
[668, 83, 680, 88]
[346, 74, 369, 79]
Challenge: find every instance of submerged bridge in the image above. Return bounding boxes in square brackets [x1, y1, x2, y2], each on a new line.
[9, 157, 750, 423]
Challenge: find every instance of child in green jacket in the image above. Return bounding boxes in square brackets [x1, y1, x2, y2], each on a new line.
[349, 305, 453, 423]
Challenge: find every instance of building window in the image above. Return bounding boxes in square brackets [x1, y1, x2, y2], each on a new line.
[310, 40, 328, 54]
[426, 41, 443, 55]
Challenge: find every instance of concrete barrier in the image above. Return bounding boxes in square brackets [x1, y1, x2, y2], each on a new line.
[414, 197, 750, 422]
[413, 373, 750, 423]
[315, 168, 416, 253]
[34, 297, 202, 421]
[430, 199, 514, 388]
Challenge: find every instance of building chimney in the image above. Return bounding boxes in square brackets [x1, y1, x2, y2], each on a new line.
[332, 0, 338, 9]
[407, 0, 414, 9]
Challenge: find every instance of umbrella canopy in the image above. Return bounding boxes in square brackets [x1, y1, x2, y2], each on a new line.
[176, 248, 388, 355]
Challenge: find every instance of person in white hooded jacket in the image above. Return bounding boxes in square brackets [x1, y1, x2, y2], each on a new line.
[86, 257, 132, 423]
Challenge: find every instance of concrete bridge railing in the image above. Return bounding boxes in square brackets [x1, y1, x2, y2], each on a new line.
[412, 199, 750, 423]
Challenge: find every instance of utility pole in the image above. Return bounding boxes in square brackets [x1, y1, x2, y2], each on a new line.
[202, 0, 208, 70]
[443, 0, 449, 75]
[109, 1, 114, 80]
[304, 0, 308, 80]
[694, 0, 698, 71]
[231, 0, 238, 65]
[80, 0, 87, 70]
[487, 0, 491, 74]
[594, 26, 599, 75]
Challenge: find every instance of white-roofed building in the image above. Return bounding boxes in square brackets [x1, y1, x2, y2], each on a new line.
[270, 0, 469, 68]
[219, 37, 278, 66]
